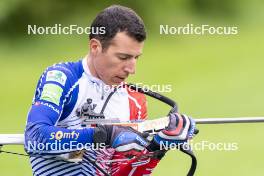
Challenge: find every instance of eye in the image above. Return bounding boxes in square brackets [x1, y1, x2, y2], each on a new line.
[117, 54, 132, 60]
[118, 56, 129, 60]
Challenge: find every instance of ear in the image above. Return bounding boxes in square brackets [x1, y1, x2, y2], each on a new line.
[89, 38, 102, 56]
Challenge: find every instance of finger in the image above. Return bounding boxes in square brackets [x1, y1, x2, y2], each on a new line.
[115, 143, 145, 153]
[141, 132, 150, 139]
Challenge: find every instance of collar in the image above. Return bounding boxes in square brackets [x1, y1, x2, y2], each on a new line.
[82, 58, 106, 86]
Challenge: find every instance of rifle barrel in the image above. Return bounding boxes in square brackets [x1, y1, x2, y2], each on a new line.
[195, 117, 264, 124]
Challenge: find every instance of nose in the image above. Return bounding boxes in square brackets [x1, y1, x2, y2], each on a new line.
[124, 58, 136, 75]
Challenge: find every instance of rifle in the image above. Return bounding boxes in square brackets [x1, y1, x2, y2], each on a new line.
[1, 84, 264, 176]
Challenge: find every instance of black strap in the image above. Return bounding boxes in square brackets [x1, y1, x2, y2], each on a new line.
[100, 87, 118, 114]
[179, 143, 197, 176]
[128, 83, 198, 175]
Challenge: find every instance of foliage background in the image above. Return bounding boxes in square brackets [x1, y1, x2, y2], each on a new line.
[0, 0, 263, 175]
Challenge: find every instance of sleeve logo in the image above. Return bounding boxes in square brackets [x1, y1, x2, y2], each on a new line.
[46, 70, 67, 86]
[40, 83, 63, 106]
[50, 131, 80, 140]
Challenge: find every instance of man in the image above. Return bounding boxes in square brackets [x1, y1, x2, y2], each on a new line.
[25, 5, 195, 176]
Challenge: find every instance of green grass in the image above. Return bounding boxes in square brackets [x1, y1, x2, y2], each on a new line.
[0, 27, 264, 175]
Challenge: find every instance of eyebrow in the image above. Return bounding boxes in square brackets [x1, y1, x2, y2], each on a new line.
[116, 53, 142, 58]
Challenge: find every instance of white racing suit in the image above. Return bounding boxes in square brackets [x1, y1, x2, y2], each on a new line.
[25, 59, 162, 176]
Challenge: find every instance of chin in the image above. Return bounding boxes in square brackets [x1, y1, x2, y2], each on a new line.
[113, 82, 122, 86]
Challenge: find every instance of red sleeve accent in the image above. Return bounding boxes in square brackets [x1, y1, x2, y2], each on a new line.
[126, 87, 147, 121]
[110, 86, 161, 176]
[111, 150, 160, 176]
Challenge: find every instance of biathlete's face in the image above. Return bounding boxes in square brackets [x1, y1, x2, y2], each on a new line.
[89, 32, 144, 86]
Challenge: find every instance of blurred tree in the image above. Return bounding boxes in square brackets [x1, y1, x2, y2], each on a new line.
[189, 0, 239, 17]
[0, 0, 150, 37]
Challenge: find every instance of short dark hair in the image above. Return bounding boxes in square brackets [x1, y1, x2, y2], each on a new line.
[89, 5, 146, 50]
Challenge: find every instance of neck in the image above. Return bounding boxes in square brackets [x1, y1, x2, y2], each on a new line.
[85, 55, 117, 87]
[86, 54, 99, 78]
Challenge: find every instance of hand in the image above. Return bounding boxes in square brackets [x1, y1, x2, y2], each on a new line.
[93, 125, 149, 157]
[150, 113, 196, 150]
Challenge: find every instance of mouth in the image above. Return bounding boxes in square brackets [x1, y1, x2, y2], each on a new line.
[114, 76, 127, 83]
